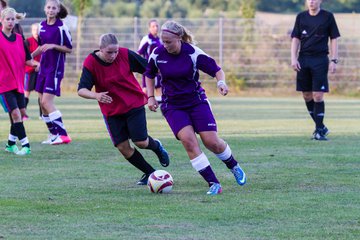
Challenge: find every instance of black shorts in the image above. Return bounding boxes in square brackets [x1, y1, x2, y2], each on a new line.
[104, 106, 148, 146]
[0, 90, 25, 113]
[296, 56, 329, 92]
[24, 71, 38, 92]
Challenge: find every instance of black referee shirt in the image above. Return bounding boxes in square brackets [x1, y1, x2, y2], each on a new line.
[291, 9, 340, 57]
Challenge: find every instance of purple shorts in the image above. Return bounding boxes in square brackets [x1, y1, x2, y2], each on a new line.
[162, 101, 217, 138]
[35, 73, 62, 96]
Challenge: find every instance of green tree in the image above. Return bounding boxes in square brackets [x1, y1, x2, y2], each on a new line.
[64, 0, 93, 71]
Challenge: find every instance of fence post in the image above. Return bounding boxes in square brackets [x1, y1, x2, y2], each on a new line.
[134, 17, 138, 51]
[219, 17, 223, 67]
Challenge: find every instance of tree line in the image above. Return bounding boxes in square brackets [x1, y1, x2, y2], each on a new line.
[8, 0, 360, 18]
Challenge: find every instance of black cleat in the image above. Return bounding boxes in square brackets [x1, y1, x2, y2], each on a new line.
[137, 174, 150, 185]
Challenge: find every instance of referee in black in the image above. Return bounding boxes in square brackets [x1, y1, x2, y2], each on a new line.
[291, 0, 340, 141]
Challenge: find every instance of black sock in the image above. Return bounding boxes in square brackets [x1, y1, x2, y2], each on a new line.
[13, 122, 30, 148]
[25, 97, 29, 108]
[305, 99, 315, 122]
[8, 124, 17, 146]
[145, 136, 159, 151]
[314, 101, 325, 129]
[126, 148, 155, 174]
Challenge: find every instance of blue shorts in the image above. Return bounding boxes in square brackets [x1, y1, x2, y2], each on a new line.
[35, 72, 63, 96]
[296, 55, 329, 92]
[162, 101, 217, 139]
[0, 90, 25, 113]
[104, 106, 148, 146]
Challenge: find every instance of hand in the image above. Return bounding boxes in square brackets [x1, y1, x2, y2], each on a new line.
[147, 97, 159, 112]
[291, 59, 301, 71]
[329, 62, 337, 74]
[217, 80, 228, 96]
[40, 44, 56, 52]
[96, 91, 112, 104]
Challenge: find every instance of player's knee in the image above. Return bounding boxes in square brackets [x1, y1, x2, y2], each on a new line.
[203, 139, 223, 153]
[133, 139, 148, 149]
[10, 109, 22, 122]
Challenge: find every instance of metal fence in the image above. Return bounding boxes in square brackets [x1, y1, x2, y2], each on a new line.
[21, 13, 360, 92]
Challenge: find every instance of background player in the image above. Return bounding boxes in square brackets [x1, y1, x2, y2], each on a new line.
[137, 19, 162, 101]
[291, 0, 340, 141]
[32, 0, 72, 145]
[24, 23, 41, 120]
[0, 8, 37, 155]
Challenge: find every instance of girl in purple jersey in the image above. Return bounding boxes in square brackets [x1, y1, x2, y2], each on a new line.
[0, 8, 37, 155]
[145, 21, 247, 195]
[137, 19, 162, 99]
[32, 0, 72, 145]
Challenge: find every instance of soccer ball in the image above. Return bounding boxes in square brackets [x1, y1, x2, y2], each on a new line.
[147, 170, 173, 194]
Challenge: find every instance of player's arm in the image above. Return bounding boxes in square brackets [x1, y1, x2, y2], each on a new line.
[329, 37, 339, 73]
[128, 49, 147, 73]
[78, 67, 112, 104]
[215, 69, 228, 96]
[40, 44, 72, 54]
[144, 53, 158, 112]
[24, 41, 38, 68]
[291, 37, 301, 71]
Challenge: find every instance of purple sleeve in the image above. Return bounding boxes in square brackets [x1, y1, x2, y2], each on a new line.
[63, 27, 72, 49]
[144, 55, 158, 79]
[196, 54, 221, 78]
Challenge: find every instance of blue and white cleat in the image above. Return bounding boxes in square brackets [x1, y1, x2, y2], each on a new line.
[154, 139, 170, 167]
[206, 183, 222, 195]
[231, 164, 247, 185]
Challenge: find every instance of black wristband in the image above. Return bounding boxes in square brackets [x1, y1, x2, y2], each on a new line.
[147, 96, 154, 99]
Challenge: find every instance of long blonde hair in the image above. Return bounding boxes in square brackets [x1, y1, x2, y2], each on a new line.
[161, 20, 195, 44]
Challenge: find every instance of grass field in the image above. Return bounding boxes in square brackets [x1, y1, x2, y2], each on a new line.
[0, 95, 359, 239]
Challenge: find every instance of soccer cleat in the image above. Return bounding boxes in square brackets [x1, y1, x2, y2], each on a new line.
[50, 135, 72, 145]
[5, 144, 19, 154]
[16, 146, 31, 156]
[206, 183, 222, 195]
[137, 173, 150, 185]
[22, 114, 29, 121]
[322, 126, 329, 136]
[313, 128, 328, 141]
[154, 139, 170, 167]
[42, 134, 58, 144]
[231, 163, 247, 185]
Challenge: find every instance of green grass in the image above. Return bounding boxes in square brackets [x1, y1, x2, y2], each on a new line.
[0, 96, 359, 239]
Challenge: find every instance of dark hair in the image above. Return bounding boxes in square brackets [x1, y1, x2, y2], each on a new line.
[58, 3, 68, 19]
[0, 0, 7, 8]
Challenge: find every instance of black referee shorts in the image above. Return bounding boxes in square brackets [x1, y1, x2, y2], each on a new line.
[104, 106, 148, 146]
[296, 55, 329, 92]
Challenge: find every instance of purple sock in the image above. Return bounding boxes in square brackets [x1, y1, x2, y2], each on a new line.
[49, 111, 68, 136]
[199, 166, 220, 186]
[43, 115, 57, 135]
[223, 155, 238, 169]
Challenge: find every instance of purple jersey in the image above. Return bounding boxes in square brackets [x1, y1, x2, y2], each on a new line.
[144, 42, 221, 109]
[137, 33, 162, 60]
[38, 19, 72, 79]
